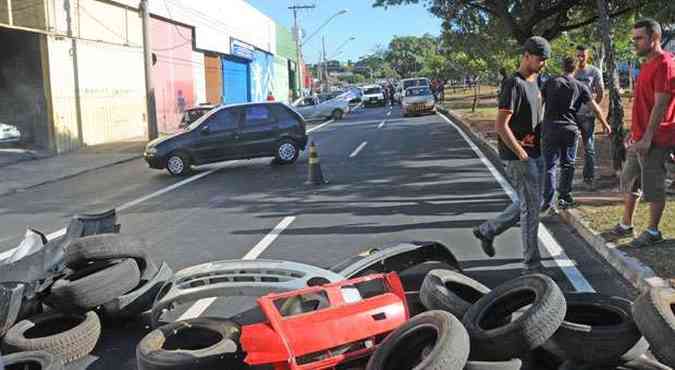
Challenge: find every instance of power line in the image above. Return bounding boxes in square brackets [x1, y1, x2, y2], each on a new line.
[78, 3, 140, 47]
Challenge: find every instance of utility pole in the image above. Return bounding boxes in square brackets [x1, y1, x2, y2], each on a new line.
[322, 35, 328, 92]
[140, 0, 158, 140]
[289, 3, 315, 98]
[65, 0, 84, 146]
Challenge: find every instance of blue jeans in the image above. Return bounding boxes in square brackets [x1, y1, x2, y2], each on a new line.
[579, 115, 596, 180]
[479, 156, 545, 267]
[543, 126, 579, 207]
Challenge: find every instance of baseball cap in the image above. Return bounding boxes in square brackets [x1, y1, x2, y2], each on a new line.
[523, 36, 552, 59]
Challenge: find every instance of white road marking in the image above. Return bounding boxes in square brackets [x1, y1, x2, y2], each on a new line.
[242, 216, 296, 260]
[464, 259, 577, 272]
[0, 161, 244, 261]
[437, 112, 595, 292]
[307, 120, 334, 133]
[378, 120, 386, 129]
[386, 111, 391, 117]
[349, 141, 368, 158]
[178, 216, 296, 320]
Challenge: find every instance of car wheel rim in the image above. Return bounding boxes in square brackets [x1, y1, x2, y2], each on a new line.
[279, 143, 296, 161]
[168, 156, 184, 174]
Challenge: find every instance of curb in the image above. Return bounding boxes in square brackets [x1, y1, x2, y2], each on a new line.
[558, 209, 671, 293]
[436, 105, 672, 293]
[0, 154, 142, 198]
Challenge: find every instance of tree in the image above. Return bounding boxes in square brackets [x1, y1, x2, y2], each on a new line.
[373, 0, 644, 44]
[597, 0, 626, 172]
[385, 35, 438, 78]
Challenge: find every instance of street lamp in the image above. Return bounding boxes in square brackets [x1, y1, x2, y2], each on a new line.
[329, 36, 356, 59]
[301, 9, 349, 47]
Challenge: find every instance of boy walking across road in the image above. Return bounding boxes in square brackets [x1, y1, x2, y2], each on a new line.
[609, 19, 675, 247]
[541, 57, 611, 213]
[472, 36, 550, 274]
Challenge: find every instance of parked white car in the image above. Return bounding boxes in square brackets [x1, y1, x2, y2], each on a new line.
[401, 86, 436, 117]
[0, 122, 21, 143]
[292, 95, 350, 121]
[361, 85, 385, 107]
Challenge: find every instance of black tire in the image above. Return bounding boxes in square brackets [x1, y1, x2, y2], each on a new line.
[101, 262, 173, 320]
[137, 317, 242, 370]
[366, 310, 469, 370]
[2, 350, 64, 370]
[632, 286, 675, 367]
[275, 139, 300, 164]
[166, 152, 192, 177]
[46, 258, 141, 312]
[542, 292, 644, 365]
[332, 109, 344, 120]
[65, 233, 158, 280]
[462, 274, 566, 361]
[2, 311, 101, 365]
[420, 269, 490, 319]
[465, 359, 522, 370]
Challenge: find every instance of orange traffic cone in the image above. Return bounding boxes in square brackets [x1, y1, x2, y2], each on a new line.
[306, 142, 327, 185]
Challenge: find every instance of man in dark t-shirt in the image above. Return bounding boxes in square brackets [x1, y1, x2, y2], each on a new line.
[473, 36, 551, 274]
[542, 57, 611, 212]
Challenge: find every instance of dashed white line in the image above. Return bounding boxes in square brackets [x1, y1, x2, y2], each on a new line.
[0, 161, 243, 261]
[242, 216, 296, 260]
[178, 216, 296, 320]
[378, 120, 386, 129]
[349, 141, 368, 158]
[386, 111, 391, 117]
[437, 112, 595, 292]
[307, 119, 334, 133]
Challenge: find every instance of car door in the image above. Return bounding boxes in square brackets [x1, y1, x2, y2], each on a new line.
[237, 104, 279, 157]
[295, 97, 318, 120]
[189, 108, 241, 164]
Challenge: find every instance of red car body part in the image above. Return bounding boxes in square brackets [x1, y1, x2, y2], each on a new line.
[240, 273, 409, 370]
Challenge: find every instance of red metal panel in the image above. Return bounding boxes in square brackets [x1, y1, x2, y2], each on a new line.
[241, 273, 408, 370]
[150, 18, 195, 134]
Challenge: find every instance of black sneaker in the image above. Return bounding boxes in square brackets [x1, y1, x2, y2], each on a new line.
[607, 224, 636, 239]
[629, 230, 664, 248]
[473, 227, 495, 257]
[583, 178, 595, 191]
[558, 196, 577, 209]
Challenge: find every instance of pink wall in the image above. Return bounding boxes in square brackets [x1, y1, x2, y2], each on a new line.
[151, 18, 195, 133]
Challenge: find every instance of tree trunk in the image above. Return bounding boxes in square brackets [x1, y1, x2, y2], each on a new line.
[596, 0, 626, 173]
[472, 83, 479, 113]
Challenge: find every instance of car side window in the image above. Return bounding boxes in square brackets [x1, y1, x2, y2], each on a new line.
[245, 105, 275, 127]
[205, 109, 238, 132]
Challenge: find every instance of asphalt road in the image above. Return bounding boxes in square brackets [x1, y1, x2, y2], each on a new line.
[0, 103, 636, 369]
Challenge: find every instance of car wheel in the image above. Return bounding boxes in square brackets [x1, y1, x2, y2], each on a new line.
[275, 139, 300, 164]
[166, 153, 191, 177]
[332, 109, 344, 120]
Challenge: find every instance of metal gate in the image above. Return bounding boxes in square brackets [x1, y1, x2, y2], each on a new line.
[221, 58, 250, 104]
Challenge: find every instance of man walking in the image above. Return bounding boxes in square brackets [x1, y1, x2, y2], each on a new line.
[609, 19, 675, 247]
[472, 36, 550, 274]
[542, 57, 611, 213]
[574, 45, 605, 189]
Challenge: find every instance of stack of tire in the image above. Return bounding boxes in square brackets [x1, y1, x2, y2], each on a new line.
[365, 269, 662, 370]
[1, 233, 172, 367]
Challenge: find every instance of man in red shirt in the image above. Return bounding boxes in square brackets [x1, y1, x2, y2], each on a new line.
[609, 19, 675, 247]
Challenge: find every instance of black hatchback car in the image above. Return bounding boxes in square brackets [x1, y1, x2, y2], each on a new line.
[144, 102, 308, 176]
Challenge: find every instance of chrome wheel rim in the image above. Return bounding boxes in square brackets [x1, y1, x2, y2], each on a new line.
[167, 156, 184, 174]
[279, 143, 296, 161]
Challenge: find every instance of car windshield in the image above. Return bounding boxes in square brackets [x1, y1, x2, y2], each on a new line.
[2, 1, 647, 369]
[405, 87, 432, 97]
[403, 79, 429, 89]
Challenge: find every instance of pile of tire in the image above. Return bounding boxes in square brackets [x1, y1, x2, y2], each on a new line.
[1, 233, 173, 366]
[381, 269, 668, 370]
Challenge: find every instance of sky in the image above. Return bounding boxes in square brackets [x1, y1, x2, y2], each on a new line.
[246, 0, 442, 65]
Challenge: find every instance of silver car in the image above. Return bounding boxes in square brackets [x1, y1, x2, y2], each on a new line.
[401, 86, 436, 117]
[292, 95, 350, 121]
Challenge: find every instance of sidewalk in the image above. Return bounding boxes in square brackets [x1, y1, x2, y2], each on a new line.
[0, 140, 147, 198]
